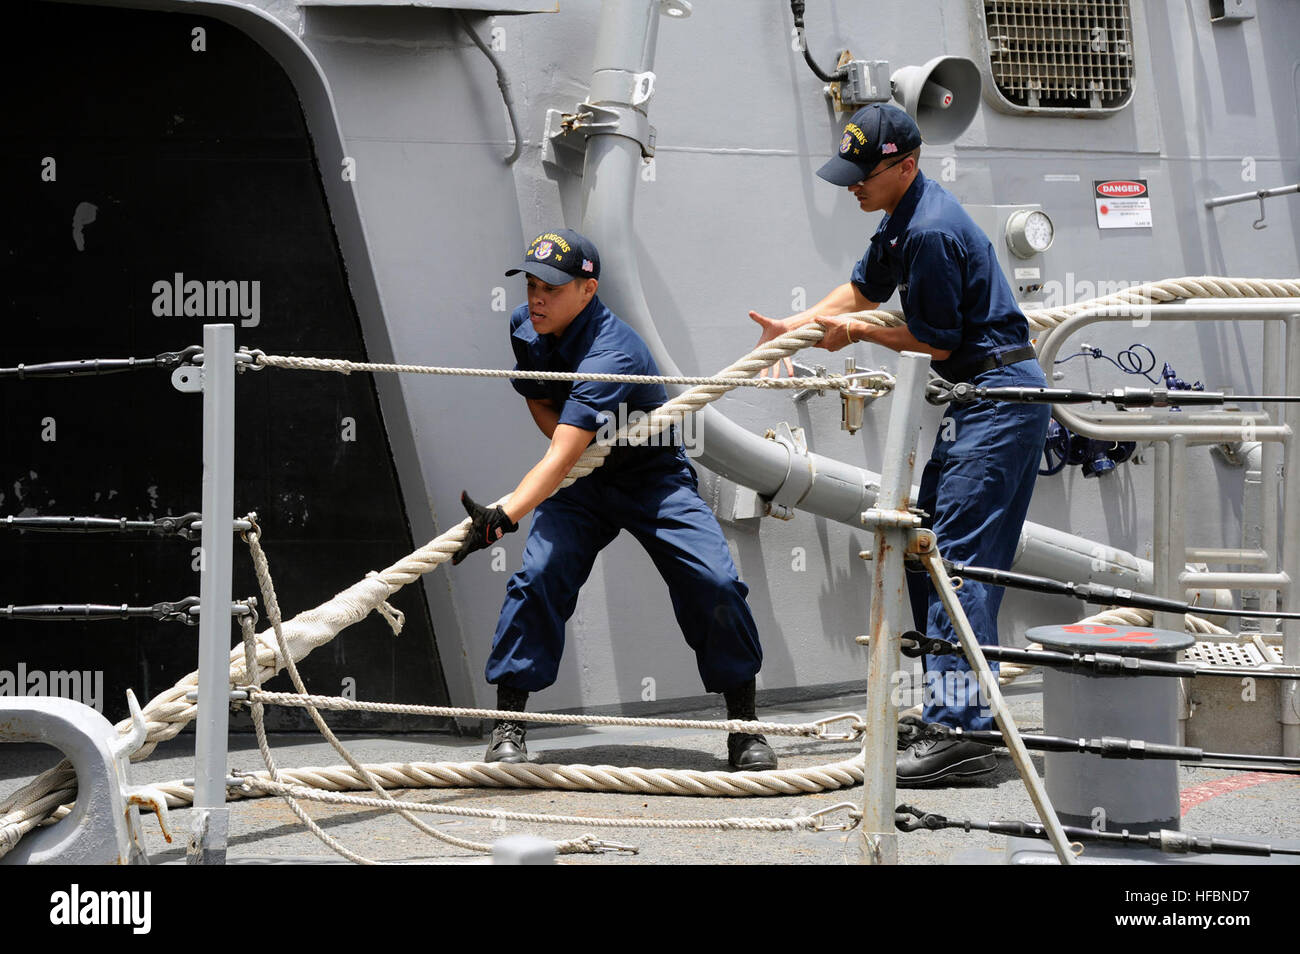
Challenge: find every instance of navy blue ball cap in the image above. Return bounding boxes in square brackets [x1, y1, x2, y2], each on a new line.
[816, 104, 923, 186]
[505, 229, 601, 285]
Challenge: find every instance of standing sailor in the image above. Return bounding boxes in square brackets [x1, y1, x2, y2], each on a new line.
[453, 228, 777, 771]
[749, 105, 1051, 785]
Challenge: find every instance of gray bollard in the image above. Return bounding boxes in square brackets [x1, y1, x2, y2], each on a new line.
[1030, 622, 1195, 835]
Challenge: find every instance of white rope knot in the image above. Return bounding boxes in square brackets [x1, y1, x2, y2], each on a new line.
[364, 571, 405, 636]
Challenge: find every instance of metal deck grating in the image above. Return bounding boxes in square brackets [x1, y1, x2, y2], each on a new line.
[1183, 639, 1286, 669]
[983, 0, 1135, 110]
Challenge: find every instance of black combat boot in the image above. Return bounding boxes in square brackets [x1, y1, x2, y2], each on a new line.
[485, 684, 530, 764]
[896, 721, 997, 786]
[723, 678, 778, 771]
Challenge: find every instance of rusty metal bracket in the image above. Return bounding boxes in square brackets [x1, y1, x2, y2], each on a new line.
[0, 691, 154, 865]
[860, 509, 922, 531]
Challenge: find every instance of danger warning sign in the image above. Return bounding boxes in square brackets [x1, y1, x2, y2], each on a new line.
[1095, 179, 1152, 229]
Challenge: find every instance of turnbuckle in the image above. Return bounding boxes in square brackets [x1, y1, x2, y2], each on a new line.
[162, 512, 203, 540]
[899, 631, 957, 659]
[808, 801, 862, 832]
[811, 713, 867, 742]
[154, 596, 201, 625]
[924, 378, 961, 405]
[155, 344, 204, 370]
[894, 804, 951, 832]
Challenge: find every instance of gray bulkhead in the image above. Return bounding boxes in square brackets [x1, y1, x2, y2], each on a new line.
[132, 0, 1300, 711]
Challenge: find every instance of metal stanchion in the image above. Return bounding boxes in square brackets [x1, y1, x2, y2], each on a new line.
[1282, 314, 1300, 758]
[176, 324, 236, 864]
[856, 351, 928, 865]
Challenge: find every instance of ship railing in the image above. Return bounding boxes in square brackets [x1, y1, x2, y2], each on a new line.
[1035, 299, 1300, 754]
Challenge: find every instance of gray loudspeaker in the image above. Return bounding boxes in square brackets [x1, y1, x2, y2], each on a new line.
[891, 56, 981, 144]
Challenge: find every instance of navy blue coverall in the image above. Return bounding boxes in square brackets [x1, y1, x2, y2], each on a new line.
[851, 170, 1051, 731]
[485, 295, 764, 694]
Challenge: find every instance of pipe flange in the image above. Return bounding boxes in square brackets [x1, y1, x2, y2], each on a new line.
[546, 100, 657, 160]
[764, 422, 815, 520]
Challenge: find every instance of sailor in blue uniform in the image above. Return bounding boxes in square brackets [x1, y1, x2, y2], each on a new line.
[453, 228, 775, 771]
[749, 105, 1050, 785]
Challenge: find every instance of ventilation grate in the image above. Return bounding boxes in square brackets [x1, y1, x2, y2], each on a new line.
[1183, 640, 1285, 669]
[982, 0, 1135, 112]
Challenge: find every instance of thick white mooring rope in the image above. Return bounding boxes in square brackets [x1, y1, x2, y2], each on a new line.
[235, 775, 857, 833]
[240, 535, 622, 860]
[846, 275, 1300, 338]
[0, 322, 836, 855]
[3, 275, 1292, 857]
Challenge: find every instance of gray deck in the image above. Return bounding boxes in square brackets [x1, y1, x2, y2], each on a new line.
[5, 685, 1297, 865]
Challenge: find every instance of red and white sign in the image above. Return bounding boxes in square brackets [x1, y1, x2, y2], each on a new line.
[1097, 180, 1147, 197]
[1095, 178, 1152, 229]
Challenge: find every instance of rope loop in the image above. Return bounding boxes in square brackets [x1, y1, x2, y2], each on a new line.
[240, 511, 262, 544]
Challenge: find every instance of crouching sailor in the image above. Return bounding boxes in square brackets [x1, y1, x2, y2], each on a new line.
[451, 228, 776, 772]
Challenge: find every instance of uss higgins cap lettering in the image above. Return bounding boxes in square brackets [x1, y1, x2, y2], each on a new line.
[505, 228, 601, 285]
[816, 104, 923, 187]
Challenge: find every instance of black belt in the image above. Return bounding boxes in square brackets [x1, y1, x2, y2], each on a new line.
[948, 345, 1037, 382]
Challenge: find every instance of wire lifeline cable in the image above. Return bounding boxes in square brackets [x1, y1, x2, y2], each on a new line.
[903, 632, 1299, 681]
[0, 322, 859, 857]
[894, 805, 1300, 858]
[6, 276, 1299, 855]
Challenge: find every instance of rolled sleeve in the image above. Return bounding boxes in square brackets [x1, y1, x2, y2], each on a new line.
[901, 230, 966, 351]
[556, 350, 631, 432]
[510, 373, 550, 401]
[850, 239, 896, 303]
[508, 314, 550, 400]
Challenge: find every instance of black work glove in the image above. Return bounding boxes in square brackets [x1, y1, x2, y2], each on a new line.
[451, 491, 518, 565]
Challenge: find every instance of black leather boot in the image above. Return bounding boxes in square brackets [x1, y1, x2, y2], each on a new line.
[722, 678, 778, 771]
[485, 685, 530, 764]
[896, 721, 997, 786]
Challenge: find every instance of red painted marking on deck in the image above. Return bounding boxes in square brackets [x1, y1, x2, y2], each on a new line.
[1179, 772, 1296, 816]
[1062, 624, 1116, 634]
[1100, 632, 1159, 643]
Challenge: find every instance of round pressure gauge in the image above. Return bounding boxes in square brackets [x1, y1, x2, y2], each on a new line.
[1005, 208, 1055, 258]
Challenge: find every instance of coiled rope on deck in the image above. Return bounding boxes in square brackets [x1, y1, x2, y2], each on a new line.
[234, 776, 858, 833]
[3, 276, 1288, 857]
[0, 322, 839, 856]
